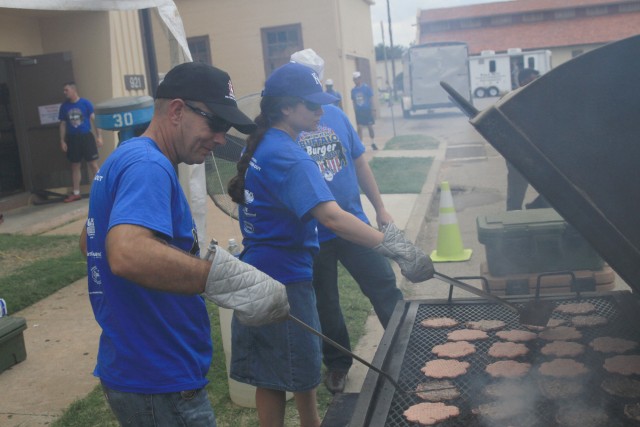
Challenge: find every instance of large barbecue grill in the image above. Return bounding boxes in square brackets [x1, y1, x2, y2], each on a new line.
[346, 34, 640, 426]
[350, 292, 640, 426]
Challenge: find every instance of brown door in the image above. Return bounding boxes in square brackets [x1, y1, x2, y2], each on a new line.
[14, 52, 75, 192]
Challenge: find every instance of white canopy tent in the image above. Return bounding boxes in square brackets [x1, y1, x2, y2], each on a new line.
[2, 0, 213, 250]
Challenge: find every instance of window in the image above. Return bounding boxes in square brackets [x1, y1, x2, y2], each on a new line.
[522, 13, 544, 23]
[460, 18, 482, 29]
[620, 3, 640, 12]
[489, 60, 496, 73]
[527, 57, 535, 68]
[428, 22, 451, 32]
[585, 6, 608, 16]
[187, 36, 211, 65]
[554, 9, 576, 19]
[490, 15, 512, 25]
[261, 24, 303, 77]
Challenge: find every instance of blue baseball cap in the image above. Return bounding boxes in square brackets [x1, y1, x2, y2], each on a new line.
[263, 62, 339, 105]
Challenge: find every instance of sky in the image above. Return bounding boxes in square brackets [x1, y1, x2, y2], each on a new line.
[370, 0, 513, 47]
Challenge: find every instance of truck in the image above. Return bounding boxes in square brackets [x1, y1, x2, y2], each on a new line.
[469, 48, 552, 98]
[401, 42, 472, 118]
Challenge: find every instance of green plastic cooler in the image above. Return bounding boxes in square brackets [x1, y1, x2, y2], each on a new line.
[477, 209, 604, 276]
[0, 316, 27, 373]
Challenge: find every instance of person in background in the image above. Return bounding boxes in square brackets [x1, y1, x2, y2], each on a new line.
[505, 68, 549, 211]
[324, 78, 342, 109]
[80, 62, 289, 427]
[58, 82, 103, 202]
[227, 62, 433, 427]
[351, 71, 377, 150]
[292, 49, 403, 394]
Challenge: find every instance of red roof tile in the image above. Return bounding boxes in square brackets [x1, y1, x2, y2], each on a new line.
[420, 0, 632, 21]
[419, 13, 640, 54]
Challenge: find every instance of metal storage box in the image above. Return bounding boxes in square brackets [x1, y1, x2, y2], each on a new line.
[477, 209, 603, 276]
[0, 316, 27, 373]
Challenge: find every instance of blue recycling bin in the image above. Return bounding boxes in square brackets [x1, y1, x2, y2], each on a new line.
[95, 96, 154, 143]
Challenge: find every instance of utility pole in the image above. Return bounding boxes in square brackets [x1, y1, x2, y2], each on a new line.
[380, 21, 396, 136]
[386, 0, 397, 100]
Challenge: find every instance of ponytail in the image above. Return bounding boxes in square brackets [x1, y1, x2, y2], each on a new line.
[227, 96, 300, 204]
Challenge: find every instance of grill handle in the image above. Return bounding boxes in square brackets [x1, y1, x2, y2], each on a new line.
[433, 272, 520, 313]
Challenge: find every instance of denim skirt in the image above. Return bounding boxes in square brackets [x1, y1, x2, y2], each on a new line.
[230, 281, 322, 392]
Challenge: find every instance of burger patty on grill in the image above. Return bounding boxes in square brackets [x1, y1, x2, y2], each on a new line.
[601, 376, 640, 398]
[403, 402, 460, 425]
[540, 341, 586, 358]
[571, 315, 608, 328]
[472, 400, 531, 422]
[625, 402, 640, 422]
[420, 317, 459, 328]
[537, 377, 584, 399]
[538, 326, 582, 341]
[524, 317, 567, 331]
[495, 329, 538, 342]
[485, 360, 531, 378]
[432, 341, 476, 358]
[554, 302, 597, 315]
[447, 329, 489, 342]
[488, 342, 529, 359]
[555, 406, 609, 427]
[466, 319, 506, 332]
[589, 336, 638, 354]
[604, 355, 640, 376]
[414, 380, 460, 402]
[421, 359, 470, 379]
[539, 358, 588, 378]
[483, 380, 534, 399]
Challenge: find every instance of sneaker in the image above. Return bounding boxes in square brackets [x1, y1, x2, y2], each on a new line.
[371, 143, 379, 151]
[324, 370, 348, 394]
[64, 194, 82, 203]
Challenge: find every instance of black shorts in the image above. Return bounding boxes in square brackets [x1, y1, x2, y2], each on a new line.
[355, 109, 375, 126]
[66, 132, 98, 163]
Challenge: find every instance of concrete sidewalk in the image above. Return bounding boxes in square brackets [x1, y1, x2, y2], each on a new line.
[0, 104, 434, 426]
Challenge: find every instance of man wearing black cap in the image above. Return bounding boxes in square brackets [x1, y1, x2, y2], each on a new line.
[79, 62, 289, 426]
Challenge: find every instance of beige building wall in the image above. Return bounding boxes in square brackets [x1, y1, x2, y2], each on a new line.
[0, 12, 44, 55]
[151, 0, 376, 122]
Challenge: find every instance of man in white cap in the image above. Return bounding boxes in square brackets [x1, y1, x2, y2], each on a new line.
[351, 71, 377, 150]
[324, 79, 342, 109]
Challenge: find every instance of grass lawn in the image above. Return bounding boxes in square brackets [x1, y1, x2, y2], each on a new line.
[0, 234, 87, 313]
[383, 134, 439, 150]
[369, 157, 433, 194]
[52, 264, 372, 427]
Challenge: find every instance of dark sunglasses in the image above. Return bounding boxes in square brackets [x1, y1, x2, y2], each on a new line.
[184, 102, 232, 133]
[301, 100, 322, 112]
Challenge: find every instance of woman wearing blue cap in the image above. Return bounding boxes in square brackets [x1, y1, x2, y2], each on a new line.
[227, 62, 432, 426]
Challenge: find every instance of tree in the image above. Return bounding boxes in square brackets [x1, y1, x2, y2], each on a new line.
[375, 44, 406, 61]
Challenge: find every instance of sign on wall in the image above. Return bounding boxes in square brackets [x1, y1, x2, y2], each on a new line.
[124, 74, 146, 91]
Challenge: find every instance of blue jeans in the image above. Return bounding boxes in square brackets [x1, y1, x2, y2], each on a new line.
[102, 383, 216, 426]
[312, 238, 403, 371]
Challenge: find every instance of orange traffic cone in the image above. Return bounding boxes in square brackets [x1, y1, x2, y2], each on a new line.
[430, 181, 472, 262]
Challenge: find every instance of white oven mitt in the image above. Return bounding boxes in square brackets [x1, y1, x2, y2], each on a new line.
[203, 244, 289, 326]
[374, 223, 434, 283]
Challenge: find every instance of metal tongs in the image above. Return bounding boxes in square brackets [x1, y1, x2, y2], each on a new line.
[433, 271, 556, 327]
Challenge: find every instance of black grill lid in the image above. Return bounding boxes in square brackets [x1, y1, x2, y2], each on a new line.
[468, 34, 640, 293]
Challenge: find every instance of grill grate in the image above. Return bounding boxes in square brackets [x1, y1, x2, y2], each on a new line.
[378, 295, 640, 426]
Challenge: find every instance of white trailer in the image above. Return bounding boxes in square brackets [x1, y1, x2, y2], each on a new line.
[469, 48, 552, 98]
[401, 42, 472, 117]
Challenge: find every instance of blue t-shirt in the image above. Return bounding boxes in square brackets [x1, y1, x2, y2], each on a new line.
[58, 98, 94, 134]
[239, 128, 335, 283]
[85, 136, 212, 394]
[298, 105, 368, 242]
[351, 84, 373, 112]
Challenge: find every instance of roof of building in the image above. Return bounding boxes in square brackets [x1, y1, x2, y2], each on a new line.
[417, 0, 640, 54]
[419, 0, 629, 21]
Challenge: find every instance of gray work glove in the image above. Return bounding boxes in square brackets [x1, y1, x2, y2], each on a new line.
[373, 222, 435, 283]
[203, 244, 290, 326]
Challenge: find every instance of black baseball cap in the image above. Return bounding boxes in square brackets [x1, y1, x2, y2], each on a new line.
[156, 62, 256, 134]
